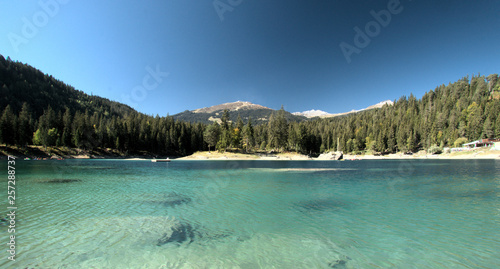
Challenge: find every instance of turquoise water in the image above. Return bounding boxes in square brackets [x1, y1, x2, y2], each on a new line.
[0, 159, 499, 268]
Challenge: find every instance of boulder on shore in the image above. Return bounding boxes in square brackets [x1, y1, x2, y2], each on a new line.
[316, 151, 343, 160]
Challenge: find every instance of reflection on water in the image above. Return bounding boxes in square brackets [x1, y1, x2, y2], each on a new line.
[0, 159, 498, 268]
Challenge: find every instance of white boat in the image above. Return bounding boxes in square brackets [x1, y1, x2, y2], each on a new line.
[151, 158, 171, 162]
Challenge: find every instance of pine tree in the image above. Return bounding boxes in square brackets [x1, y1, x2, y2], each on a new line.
[62, 107, 72, 146]
[203, 122, 220, 152]
[387, 127, 396, 153]
[233, 114, 244, 149]
[17, 102, 32, 146]
[0, 105, 16, 145]
[243, 117, 255, 152]
[218, 109, 232, 151]
[495, 116, 500, 138]
[267, 105, 288, 151]
[466, 102, 483, 140]
[72, 111, 85, 149]
[482, 116, 494, 138]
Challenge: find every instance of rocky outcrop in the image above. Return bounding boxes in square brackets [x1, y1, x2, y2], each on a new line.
[316, 151, 343, 160]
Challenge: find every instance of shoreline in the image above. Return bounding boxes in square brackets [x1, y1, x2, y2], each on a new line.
[0, 145, 170, 161]
[2, 145, 498, 161]
[179, 150, 500, 161]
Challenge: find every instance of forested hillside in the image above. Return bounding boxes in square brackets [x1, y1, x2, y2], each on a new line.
[173, 104, 305, 124]
[0, 54, 498, 156]
[0, 55, 205, 155]
[302, 75, 500, 154]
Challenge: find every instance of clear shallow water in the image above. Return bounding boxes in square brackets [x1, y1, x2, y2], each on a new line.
[0, 159, 499, 268]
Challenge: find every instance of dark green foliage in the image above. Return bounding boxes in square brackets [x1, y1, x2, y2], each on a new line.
[243, 117, 255, 152]
[0, 55, 135, 122]
[267, 106, 289, 151]
[233, 114, 244, 149]
[17, 102, 32, 146]
[0, 105, 16, 145]
[173, 108, 305, 125]
[0, 54, 498, 156]
[0, 54, 207, 156]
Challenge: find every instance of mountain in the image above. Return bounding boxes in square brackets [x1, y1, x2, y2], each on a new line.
[365, 100, 394, 110]
[193, 101, 271, 114]
[3, 54, 498, 157]
[293, 100, 394, 118]
[173, 101, 306, 124]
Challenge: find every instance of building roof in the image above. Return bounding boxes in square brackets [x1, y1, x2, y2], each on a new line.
[463, 139, 497, 146]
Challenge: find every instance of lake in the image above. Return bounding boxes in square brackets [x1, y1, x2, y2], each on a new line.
[0, 159, 499, 268]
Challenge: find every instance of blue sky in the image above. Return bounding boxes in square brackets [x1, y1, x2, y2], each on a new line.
[1, 0, 499, 116]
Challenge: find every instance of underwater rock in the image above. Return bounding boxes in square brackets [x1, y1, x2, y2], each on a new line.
[328, 259, 347, 268]
[159, 197, 192, 207]
[153, 192, 192, 208]
[328, 256, 351, 268]
[42, 179, 82, 183]
[155, 221, 234, 246]
[298, 198, 347, 212]
[156, 222, 196, 246]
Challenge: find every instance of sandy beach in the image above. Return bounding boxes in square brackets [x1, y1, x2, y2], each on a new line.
[178, 149, 500, 161]
[178, 151, 312, 160]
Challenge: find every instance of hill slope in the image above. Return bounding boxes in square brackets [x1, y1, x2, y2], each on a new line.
[0, 55, 135, 120]
[0, 54, 205, 156]
[173, 101, 306, 124]
[1, 54, 498, 157]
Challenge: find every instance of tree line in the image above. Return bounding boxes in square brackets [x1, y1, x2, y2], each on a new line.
[202, 75, 500, 155]
[0, 103, 208, 155]
[1, 54, 499, 156]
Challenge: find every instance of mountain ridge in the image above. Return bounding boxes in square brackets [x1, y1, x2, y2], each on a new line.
[173, 101, 305, 124]
[192, 101, 272, 114]
[293, 100, 394, 118]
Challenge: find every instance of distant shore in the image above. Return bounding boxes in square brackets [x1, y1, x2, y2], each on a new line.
[1, 145, 498, 160]
[179, 150, 500, 160]
[344, 150, 500, 160]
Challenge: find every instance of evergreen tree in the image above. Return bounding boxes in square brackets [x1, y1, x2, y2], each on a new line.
[218, 109, 232, 151]
[203, 122, 220, 152]
[243, 117, 255, 152]
[17, 102, 32, 146]
[233, 114, 244, 149]
[386, 126, 396, 152]
[466, 102, 483, 140]
[495, 116, 500, 138]
[0, 55, 498, 158]
[0, 105, 16, 145]
[267, 105, 288, 151]
[72, 111, 86, 149]
[61, 107, 72, 146]
[482, 116, 494, 138]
